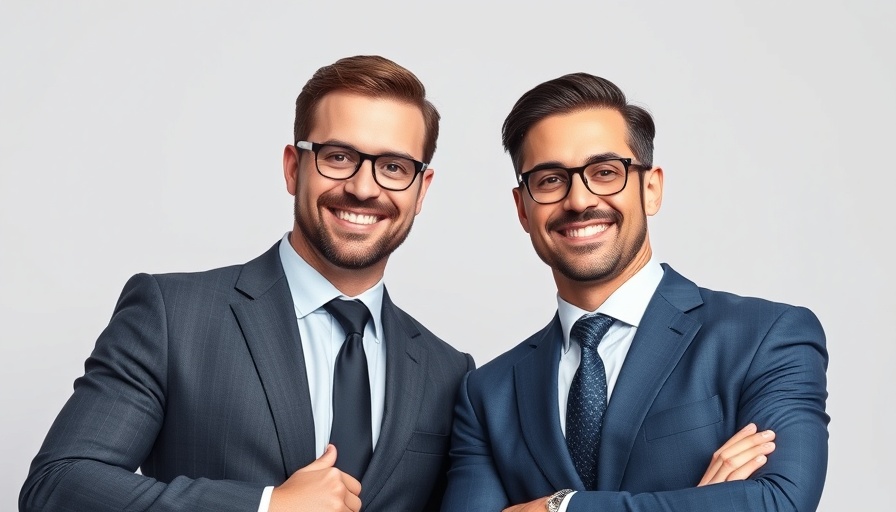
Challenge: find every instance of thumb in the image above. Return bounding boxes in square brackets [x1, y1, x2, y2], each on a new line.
[299, 444, 337, 472]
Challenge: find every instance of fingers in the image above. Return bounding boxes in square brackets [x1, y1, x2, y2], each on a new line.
[342, 471, 362, 496]
[699, 425, 776, 486]
[335, 466, 361, 512]
[713, 423, 758, 454]
[271, 445, 362, 512]
[725, 453, 769, 481]
[300, 444, 338, 472]
[345, 491, 362, 512]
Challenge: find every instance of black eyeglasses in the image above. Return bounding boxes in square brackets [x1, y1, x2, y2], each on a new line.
[295, 141, 428, 192]
[518, 157, 649, 204]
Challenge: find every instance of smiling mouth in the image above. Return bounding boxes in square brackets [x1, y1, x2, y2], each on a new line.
[332, 208, 381, 225]
[563, 223, 610, 238]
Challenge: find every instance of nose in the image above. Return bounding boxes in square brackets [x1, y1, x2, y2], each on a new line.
[343, 158, 382, 201]
[562, 172, 600, 212]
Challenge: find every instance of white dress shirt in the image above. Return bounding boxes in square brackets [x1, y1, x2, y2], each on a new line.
[557, 258, 664, 511]
[259, 234, 388, 511]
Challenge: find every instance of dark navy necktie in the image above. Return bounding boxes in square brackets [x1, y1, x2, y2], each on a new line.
[566, 313, 614, 490]
[323, 298, 373, 480]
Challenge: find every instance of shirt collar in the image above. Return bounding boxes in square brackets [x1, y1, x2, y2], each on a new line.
[557, 257, 664, 351]
[278, 233, 385, 341]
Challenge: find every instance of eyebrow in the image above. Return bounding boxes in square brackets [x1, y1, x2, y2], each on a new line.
[523, 152, 626, 174]
[319, 139, 421, 162]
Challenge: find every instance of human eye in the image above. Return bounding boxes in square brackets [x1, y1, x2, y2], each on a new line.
[319, 146, 358, 168]
[376, 157, 414, 178]
[531, 170, 568, 190]
[586, 162, 624, 182]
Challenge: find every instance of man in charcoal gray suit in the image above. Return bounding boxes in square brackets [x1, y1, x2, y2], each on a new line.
[21, 55, 473, 512]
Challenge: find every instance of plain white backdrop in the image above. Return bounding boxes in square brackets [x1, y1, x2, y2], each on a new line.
[2, 1, 893, 509]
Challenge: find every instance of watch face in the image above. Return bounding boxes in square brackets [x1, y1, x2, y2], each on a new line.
[548, 498, 561, 512]
[547, 489, 573, 512]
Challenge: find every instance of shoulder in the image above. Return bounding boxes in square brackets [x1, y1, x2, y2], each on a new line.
[130, 264, 244, 301]
[119, 244, 281, 310]
[467, 319, 558, 386]
[388, 302, 474, 369]
[660, 265, 825, 345]
[661, 264, 821, 326]
[696, 284, 822, 331]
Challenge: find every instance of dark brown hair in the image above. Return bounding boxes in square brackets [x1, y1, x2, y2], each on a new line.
[502, 73, 655, 175]
[294, 55, 440, 162]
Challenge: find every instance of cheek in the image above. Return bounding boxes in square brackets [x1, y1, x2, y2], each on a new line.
[394, 190, 421, 216]
[403, 198, 421, 220]
[531, 206, 556, 230]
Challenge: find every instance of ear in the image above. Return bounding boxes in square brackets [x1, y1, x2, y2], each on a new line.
[413, 168, 435, 215]
[643, 166, 664, 216]
[283, 145, 299, 196]
[512, 186, 531, 233]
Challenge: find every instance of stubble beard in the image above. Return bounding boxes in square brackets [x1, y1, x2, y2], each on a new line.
[537, 211, 648, 283]
[294, 193, 413, 270]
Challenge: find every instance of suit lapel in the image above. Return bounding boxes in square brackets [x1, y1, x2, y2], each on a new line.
[515, 316, 585, 490]
[597, 265, 703, 490]
[231, 243, 316, 477]
[360, 290, 426, 505]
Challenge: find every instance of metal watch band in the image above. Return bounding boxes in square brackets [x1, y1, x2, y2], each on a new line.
[546, 488, 575, 512]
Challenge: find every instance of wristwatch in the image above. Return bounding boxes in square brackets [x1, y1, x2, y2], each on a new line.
[546, 489, 574, 512]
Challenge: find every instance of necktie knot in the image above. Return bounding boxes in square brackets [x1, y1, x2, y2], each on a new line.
[571, 313, 614, 350]
[324, 299, 371, 337]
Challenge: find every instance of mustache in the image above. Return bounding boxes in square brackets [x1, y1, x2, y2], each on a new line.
[318, 191, 399, 218]
[547, 209, 622, 232]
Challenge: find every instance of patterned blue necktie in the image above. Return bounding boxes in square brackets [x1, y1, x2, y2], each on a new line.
[566, 313, 614, 490]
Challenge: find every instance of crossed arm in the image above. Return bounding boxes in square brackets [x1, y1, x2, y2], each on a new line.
[442, 306, 829, 512]
[504, 423, 777, 512]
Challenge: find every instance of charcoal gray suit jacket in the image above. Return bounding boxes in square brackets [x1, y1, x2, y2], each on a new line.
[21, 242, 474, 512]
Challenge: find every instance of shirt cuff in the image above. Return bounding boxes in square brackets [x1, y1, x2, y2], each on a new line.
[557, 491, 576, 512]
[258, 486, 274, 512]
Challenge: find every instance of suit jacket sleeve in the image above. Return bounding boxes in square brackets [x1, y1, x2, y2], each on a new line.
[441, 372, 511, 511]
[424, 353, 476, 512]
[19, 273, 265, 512]
[565, 305, 829, 512]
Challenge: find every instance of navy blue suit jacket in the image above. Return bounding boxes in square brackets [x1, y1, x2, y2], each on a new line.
[443, 265, 828, 511]
[21, 242, 474, 512]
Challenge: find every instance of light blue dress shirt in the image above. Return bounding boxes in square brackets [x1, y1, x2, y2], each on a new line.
[555, 258, 663, 510]
[259, 234, 387, 511]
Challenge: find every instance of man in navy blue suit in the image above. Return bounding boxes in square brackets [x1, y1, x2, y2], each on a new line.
[442, 73, 828, 511]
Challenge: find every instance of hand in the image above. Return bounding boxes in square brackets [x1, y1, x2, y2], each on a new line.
[269, 444, 362, 512]
[503, 423, 775, 511]
[698, 422, 776, 486]
[503, 497, 549, 512]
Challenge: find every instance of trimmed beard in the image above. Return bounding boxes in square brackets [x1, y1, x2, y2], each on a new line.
[294, 192, 413, 270]
[538, 209, 647, 282]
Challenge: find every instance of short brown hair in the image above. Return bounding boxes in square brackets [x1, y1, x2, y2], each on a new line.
[502, 73, 655, 175]
[294, 55, 440, 162]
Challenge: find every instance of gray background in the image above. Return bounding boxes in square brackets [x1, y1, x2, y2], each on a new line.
[2, 0, 892, 510]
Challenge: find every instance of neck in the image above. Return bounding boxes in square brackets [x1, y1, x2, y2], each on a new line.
[288, 229, 385, 297]
[555, 244, 652, 312]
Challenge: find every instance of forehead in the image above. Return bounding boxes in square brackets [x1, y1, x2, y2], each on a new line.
[309, 90, 427, 158]
[520, 108, 632, 170]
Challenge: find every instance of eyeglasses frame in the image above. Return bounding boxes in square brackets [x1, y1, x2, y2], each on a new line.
[517, 157, 651, 204]
[295, 140, 428, 192]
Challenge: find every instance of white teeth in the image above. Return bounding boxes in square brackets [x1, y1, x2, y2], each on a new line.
[565, 224, 609, 238]
[336, 210, 378, 225]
